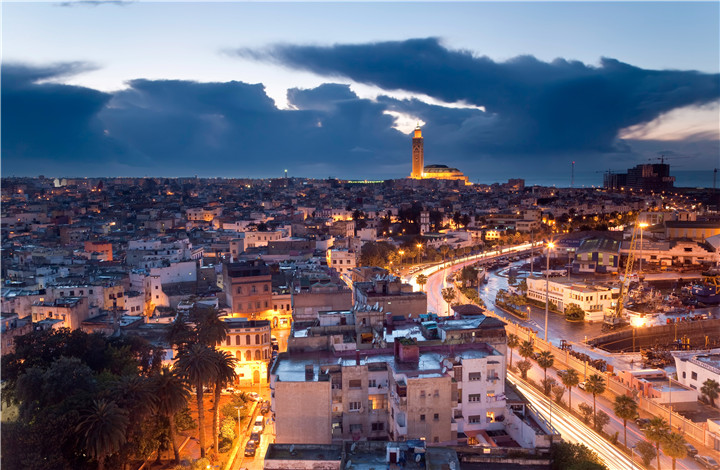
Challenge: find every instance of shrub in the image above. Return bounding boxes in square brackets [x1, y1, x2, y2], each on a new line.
[578, 403, 593, 424]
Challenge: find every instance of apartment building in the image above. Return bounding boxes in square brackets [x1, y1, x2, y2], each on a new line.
[674, 353, 720, 407]
[270, 339, 506, 446]
[31, 297, 90, 330]
[223, 260, 272, 314]
[327, 248, 358, 276]
[217, 319, 272, 386]
[353, 275, 427, 320]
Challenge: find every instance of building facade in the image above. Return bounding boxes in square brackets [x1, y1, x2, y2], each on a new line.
[218, 319, 272, 386]
[223, 260, 272, 314]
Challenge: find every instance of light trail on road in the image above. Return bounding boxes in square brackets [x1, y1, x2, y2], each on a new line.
[509, 372, 635, 470]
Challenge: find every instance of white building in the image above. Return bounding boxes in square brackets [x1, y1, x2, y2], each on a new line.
[674, 352, 720, 407]
[327, 249, 358, 276]
[526, 277, 618, 322]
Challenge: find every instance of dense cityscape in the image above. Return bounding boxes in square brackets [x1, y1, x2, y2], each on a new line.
[3, 2, 720, 470]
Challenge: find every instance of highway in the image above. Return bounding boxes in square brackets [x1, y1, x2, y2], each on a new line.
[515, 352, 699, 470]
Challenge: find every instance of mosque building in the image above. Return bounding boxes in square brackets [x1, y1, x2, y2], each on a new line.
[409, 125, 469, 184]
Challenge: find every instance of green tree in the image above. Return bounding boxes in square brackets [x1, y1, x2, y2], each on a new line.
[416, 274, 428, 292]
[593, 410, 610, 434]
[220, 417, 236, 442]
[439, 244, 451, 263]
[536, 351, 555, 385]
[643, 416, 670, 470]
[210, 349, 237, 454]
[558, 369, 580, 410]
[541, 377, 557, 396]
[584, 374, 606, 426]
[613, 394, 638, 448]
[578, 402, 594, 425]
[565, 303, 585, 321]
[550, 441, 607, 470]
[551, 384, 565, 404]
[441, 287, 456, 315]
[661, 432, 687, 470]
[506, 333, 520, 369]
[175, 343, 219, 458]
[636, 440, 657, 467]
[519, 340, 535, 361]
[517, 360, 532, 379]
[701, 378, 720, 407]
[192, 306, 228, 348]
[154, 366, 190, 464]
[75, 399, 129, 470]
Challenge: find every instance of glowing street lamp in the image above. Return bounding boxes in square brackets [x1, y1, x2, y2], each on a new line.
[638, 222, 649, 277]
[630, 316, 646, 354]
[544, 241, 555, 342]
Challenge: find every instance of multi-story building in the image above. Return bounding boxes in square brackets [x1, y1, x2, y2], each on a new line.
[31, 297, 90, 330]
[271, 339, 506, 445]
[526, 278, 618, 322]
[327, 248, 358, 276]
[353, 275, 427, 320]
[674, 352, 720, 407]
[223, 260, 272, 314]
[218, 318, 272, 386]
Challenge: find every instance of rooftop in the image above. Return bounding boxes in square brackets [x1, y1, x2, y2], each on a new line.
[265, 443, 342, 461]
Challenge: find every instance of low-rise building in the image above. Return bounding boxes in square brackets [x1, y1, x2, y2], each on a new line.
[526, 278, 618, 322]
[218, 318, 272, 386]
[31, 297, 90, 330]
[353, 275, 427, 320]
[674, 352, 720, 407]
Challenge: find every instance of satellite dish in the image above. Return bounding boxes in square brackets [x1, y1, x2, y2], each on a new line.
[351, 442, 357, 453]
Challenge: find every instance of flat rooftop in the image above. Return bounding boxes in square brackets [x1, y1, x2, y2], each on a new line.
[265, 443, 342, 461]
[273, 347, 496, 383]
[695, 354, 720, 371]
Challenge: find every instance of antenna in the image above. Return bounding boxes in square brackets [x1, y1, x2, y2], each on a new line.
[571, 161, 575, 188]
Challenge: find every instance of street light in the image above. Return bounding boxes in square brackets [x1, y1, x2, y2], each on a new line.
[630, 316, 645, 355]
[545, 241, 555, 342]
[416, 243, 422, 264]
[398, 250, 405, 266]
[631, 445, 636, 470]
[638, 222, 649, 278]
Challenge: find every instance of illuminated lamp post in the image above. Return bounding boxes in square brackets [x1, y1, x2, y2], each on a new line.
[416, 243, 422, 264]
[630, 316, 645, 355]
[544, 241, 555, 342]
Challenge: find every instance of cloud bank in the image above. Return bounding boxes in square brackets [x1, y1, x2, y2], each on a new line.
[3, 38, 718, 182]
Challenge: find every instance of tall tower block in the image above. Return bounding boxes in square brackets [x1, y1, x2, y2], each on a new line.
[411, 125, 424, 178]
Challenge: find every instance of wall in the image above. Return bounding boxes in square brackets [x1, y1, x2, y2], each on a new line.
[275, 381, 332, 444]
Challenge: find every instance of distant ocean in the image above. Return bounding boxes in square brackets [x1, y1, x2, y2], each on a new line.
[488, 170, 717, 189]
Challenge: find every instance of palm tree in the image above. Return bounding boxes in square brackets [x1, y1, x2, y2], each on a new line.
[211, 349, 238, 454]
[701, 378, 720, 407]
[558, 369, 580, 410]
[75, 399, 129, 470]
[536, 351, 554, 385]
[193, 306, 228, 348]
[154, 366, 190, 464]
[167, 314, 194, 351]
[175, 343, 219, 458]
[644, 417, 670, 470]
[441, 287, 456, 315]
[517, 360, 532, 379]
[518, 340, 535, 361]
[661, 432, 687, 470]
[584, 373, 606, 426]
[613, 394, 638, 448]
[506, 334, 519, 369]
[439, 244, 450, 263]
[416, 274, 428, 292]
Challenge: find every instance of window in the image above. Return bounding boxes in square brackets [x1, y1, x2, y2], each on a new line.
[433, 437, 439, 443]
[89, 290, 93, 294]
[349, 424, 363, 433]
[245, 351, 251, 361]
[237, 287, 242, 294]
[691, 371, 698, 380]
[256, 301, 261, 309]
[469, 372, 482, 381]
[235, 336, 240, 346]
[368, 379, 377, 388]
[255, 334, 260, 344]
[433, 413, 439, 421]
[682, 372, 686, 379]
[226, 336, 231, 346]
[420, 414, 425, 421]
[264, 301, 268, 308]
[246, 335, 251, 345]
[486, 411, 495, 423]
[349, 401, 362, 411]
[251, 286, 256, 293]
[264, 284, 269, 292]
[371, 422, 384, 431]
[468, 415, 481, 424]
[255, 350, 261, 360]
[469, 394, 482, 402]
[349, 379, 362, 389]
[419, 390, 426, 398]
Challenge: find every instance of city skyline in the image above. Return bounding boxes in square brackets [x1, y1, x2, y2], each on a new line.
[2, 1, 719, 184]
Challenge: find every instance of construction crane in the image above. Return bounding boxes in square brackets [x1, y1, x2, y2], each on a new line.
[603, 219, 640, 329]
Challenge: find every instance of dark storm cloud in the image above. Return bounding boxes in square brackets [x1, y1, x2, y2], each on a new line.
[237, 37, 720, 153]
[1, 64, 407, 178]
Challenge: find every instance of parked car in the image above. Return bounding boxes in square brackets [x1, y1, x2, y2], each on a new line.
[578, 381, 587, 390]
[246, 392, 261, 402]
[635, 418, 651, 429]
[695, 455, 720, 470]
[684, 443, 698, 457]
[244, 441, 256, 457]
[261, 400, 271, 415]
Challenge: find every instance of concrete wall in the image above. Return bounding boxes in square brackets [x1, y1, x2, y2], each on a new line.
[275, 381, 332, 444]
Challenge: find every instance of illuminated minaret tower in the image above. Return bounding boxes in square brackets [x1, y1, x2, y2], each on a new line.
[411, 125, 424, 178]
